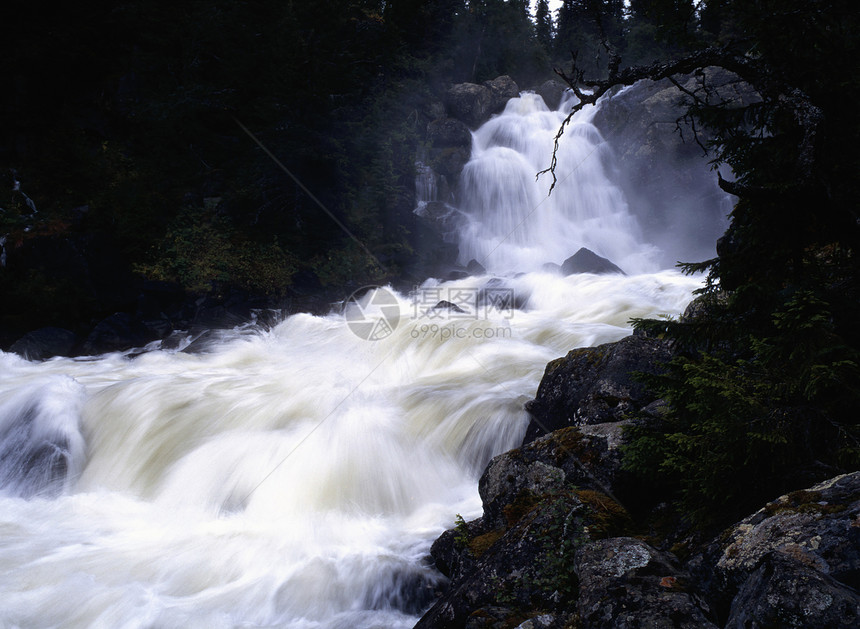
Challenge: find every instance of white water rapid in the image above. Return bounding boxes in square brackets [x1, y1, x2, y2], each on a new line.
[0, 91, 717, 628]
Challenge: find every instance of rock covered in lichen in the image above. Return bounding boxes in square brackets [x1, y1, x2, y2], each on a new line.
[715, 472, 860, 588]
[575, 537, 717, 629]
[478, 426, 629, 531]
[418, 425, 636, 628]
[684, 471, 860, 625]
[725, 553, 860, 628]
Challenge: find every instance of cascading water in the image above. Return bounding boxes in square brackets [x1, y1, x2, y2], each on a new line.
[457, 92, 657, 275]
[0, 90, 717, 628]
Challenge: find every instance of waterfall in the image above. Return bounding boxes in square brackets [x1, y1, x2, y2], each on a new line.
[457, 92, 657, 275]
[0, 90, 710, 628]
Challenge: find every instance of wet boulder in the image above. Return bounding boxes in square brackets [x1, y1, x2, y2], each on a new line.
[524, 333, 673, 439]
[534, 79, 568, 110]
[482, 75, 520, 113]
[428, 118, 472, 148]
[10, 327, 78, 360]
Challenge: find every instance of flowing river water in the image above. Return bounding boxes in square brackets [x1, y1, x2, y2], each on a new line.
[0, 90, 723, 628]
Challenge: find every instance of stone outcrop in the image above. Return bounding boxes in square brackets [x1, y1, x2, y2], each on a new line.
[418, 325, 860, 628]
[419, 450, 860, 629]
[696, 472, 860, 626]
[524, 332, 672, 440]
[575, 537, 718, 629]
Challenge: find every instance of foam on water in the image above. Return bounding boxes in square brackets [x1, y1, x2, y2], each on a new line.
[0, 87, 712, 627]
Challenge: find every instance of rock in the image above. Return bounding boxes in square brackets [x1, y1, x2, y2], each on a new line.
[9, 327, 78, 360]
[524, 333, 673, 439]
[714, 472, 860, 594]
[418, 489, 616, 629]
[475, 277, 528, 311]
[680, 290, 727, 322]
[725, 553, 860, 628]
[574, 537, 718, 629]
[428, 117, 472, 148]
[446, 76, 519, 128]
[466, 259, 487, 276]
[589, 69, 759, 267]
[482, 75, 520, 113]
[433, 300, 467, 314]
[560, 247, 625, 275]
[432, 146, 471, 181]
[534, 80, 567, 110]
[419, 424, 635, 628]
[478, 427, 630, 530]
[446, 83, 495, 128]
[83, 312, 156, 355]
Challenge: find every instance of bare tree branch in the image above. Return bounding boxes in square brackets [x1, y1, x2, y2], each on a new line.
[541, 46, 825, 198]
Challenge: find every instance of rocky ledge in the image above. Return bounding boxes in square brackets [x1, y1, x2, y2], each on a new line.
[416, 330, 860, 628]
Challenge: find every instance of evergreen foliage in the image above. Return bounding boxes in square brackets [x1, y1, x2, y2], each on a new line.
[616, 0, 860, 526]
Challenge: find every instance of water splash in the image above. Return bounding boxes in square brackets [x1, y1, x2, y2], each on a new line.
[0, 270, 701, 627]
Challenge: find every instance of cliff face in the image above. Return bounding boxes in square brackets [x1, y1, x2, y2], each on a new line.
[417, 330, 860, 628]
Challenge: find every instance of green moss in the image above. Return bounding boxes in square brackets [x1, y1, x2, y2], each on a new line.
[503, 489, 542, 528]
[762, 489, 848, 517]
[575, 489, 633, 538]
[545, 356, 567, 376]
[469, 529, 505, 559]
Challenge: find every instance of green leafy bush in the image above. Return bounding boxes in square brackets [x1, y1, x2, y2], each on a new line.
[137, 205, 296, 296]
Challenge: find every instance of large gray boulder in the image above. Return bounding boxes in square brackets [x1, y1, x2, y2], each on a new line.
[427, 117, 472, 148]
[725, 553, 860, 628]
[482, 75, 519, 113]
[710, 473, 860, 606]
[534, 79, 567, 110]
[524, 332, 673, 440]
[446, 82, 495, 128]
[445, 76, 519, 128]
